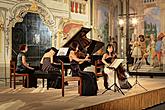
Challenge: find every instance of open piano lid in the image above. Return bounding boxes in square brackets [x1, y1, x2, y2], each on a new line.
[62, 27, 104, 54]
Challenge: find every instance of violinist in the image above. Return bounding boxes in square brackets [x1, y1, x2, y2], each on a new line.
[69, 41, 98, 96]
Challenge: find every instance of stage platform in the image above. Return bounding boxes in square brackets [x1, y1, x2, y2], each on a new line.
[0, 76, 165, 110]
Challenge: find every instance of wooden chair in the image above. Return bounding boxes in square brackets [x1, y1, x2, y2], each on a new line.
[10, 60, 29, 89]
[60, 61, 82, 97]
[94, 59, 104, 77]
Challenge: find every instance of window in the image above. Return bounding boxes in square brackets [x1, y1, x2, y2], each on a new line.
[12, 12, 51, 66]
[144, 0, 155, 3]
[70, 1, 86, 14]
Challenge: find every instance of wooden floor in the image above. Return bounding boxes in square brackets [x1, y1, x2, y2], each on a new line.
[0, 76, 165, 110]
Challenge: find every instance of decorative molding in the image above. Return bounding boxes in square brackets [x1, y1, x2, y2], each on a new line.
[56, 18, 84, 47]
[8, 1, 56, 30]
[58, 18, 84, 33]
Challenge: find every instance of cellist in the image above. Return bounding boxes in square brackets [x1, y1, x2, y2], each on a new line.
[102, 44, 132, 89]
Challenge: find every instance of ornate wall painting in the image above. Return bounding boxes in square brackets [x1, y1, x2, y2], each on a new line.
[60, 22, 83, 47]
[97, 5, 109, 47]
[144, 7, 160, 39]
[142, 7, 163, 73]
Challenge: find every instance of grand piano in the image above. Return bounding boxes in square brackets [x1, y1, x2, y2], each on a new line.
[56, 27, 104, 71]
[34, 27, 104, 88]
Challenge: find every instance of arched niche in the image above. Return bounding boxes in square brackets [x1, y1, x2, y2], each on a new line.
[8, 1, 56, 66]
[9, 1, 56, 31]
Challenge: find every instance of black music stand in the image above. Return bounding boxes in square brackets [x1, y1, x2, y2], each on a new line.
[102, 59, 125, 95]
[131, 60, 147, 91]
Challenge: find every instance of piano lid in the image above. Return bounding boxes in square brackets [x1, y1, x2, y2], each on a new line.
[87, 39, 104, 55]
[62, 27, 104, 54]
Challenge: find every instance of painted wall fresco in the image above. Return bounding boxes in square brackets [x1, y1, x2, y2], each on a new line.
[129, 7, 164, 73]
[144, 7, 160, 39]
[97, 5, 109, 46]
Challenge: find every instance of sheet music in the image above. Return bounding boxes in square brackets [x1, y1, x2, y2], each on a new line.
[57, 48, 69, 56]
[109, 59, 124, 69]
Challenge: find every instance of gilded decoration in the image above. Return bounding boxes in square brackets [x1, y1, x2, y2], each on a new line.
[9, 1, 55, 30]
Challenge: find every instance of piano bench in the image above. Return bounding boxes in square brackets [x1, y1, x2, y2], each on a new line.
[34, 70, 48, 88]
[62, 76, 82, 97]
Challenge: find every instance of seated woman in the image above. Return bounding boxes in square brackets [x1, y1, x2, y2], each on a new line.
[102, 44, 132, 89]
[69, 41, 98, 96]
[16, 44, 37, 88]
[40, 47, 61, 89]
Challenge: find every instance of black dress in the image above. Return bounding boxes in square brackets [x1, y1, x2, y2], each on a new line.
[70, 60, 98, 96]
[105, 57, 113, 64]
[41, 58, 61, 89]
[104, 57, 132, 89]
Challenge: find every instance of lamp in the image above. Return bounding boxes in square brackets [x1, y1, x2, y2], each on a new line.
[118, 18, 125, 27]
[131, 17, 138, 26]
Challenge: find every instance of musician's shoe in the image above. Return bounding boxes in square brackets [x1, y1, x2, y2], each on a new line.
[64, 81, 68, 86]
[105, 87, 111, 90]
[145, 58, 150, 65]
[107, 88, 111, 90]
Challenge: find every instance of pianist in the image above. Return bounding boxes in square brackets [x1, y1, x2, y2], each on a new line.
[69, 41, 98, 96]
[16, 44, 37, 88]
[40, 47, 61, 88]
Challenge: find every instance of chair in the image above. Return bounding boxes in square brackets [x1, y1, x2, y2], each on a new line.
[60, 61, 82, 97]
[94, 59, 104, 77]
[10, 60, 29, 89]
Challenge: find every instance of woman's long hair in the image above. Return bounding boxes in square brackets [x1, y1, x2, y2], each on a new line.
[105, 44, 115, 56]
[70, 41, 79, 51]
[19, 44, 26, 51]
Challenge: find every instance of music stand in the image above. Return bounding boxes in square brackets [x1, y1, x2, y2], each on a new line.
[57, 47, 69, 56]
[131, 60, 147, 91]
[102, 59, 125, 95]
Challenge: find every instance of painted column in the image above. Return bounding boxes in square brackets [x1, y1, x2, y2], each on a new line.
[159, 3, 165, 32]
[159, 3, 165, 72]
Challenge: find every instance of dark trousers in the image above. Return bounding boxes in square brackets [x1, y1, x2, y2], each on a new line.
[16, 68, 37, 88]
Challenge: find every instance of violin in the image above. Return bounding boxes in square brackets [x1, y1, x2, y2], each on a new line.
[75, 51, 86, 58]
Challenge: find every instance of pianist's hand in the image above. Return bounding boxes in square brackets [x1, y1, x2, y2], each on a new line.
[85, 57, 91, 62]
[85, 54, 90, 58]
